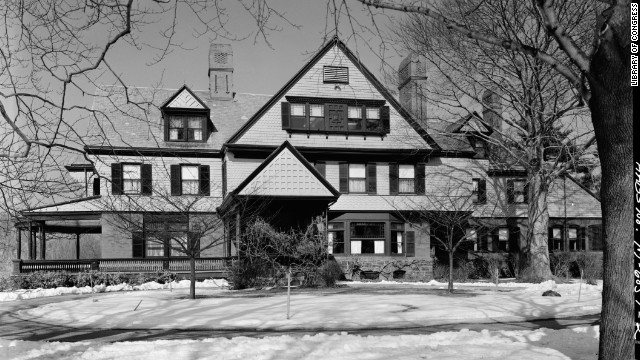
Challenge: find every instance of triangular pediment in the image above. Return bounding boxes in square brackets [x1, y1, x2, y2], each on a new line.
[446, 112, 492, 134]
[236, 142, 339, 197]
[162, 86, 208, 109]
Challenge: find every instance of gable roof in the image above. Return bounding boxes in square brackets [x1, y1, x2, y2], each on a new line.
[161, 85, 210, 109]
[225, 36, 441, 151]
[232, 141, 340, 198]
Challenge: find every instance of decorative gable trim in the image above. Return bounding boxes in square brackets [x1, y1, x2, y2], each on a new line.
[446, 112, 493, 134]
[224, 36, 441, 151]
[161, 85, 210, 110]
[232, 141, 340, 198]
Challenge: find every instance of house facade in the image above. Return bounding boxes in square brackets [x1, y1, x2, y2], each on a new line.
[13, 38, 602, 280]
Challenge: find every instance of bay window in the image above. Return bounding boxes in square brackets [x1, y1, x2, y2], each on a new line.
[391, 223, 404, 254]
[328, 222, 345, 254]
[350, 222, 385, 254]
[498, 227, 509, 251]
[466, 228, 478, 251]
[568, 228, 578, 251]
[551, 227, 563, 251]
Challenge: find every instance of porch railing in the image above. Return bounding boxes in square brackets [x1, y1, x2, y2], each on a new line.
[13, 258, 231, 275]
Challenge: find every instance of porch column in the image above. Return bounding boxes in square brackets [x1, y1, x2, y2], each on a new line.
[76, 233, 80, 260]
[28, 222, 33, 260]
[39, 224, 45, 260]
[16, 228, 21, 259]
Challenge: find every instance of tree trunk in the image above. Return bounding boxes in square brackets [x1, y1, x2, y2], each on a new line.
[189, 256, 196, 300]
[448, 249, 454, 293]
[524, 171, 553, 281]
[589, 26, 633, 358]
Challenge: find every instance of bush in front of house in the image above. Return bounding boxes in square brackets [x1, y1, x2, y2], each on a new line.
[318, 258, 344, 287]
[0, 270, 180, 291]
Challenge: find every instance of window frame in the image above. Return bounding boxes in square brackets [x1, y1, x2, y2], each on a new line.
[348, 163, 367, 194]
[142, 215, 191, 258]
[349, 222, 386, 255]
[398, 164, 415, 194]
[121, 163, 142, 195]
[551, 226, 563, 251]
[164, 111, 208, 143]
[390, 223, 405, 255]
[328, 222, 345, 255]
[180, 165, 201, 195]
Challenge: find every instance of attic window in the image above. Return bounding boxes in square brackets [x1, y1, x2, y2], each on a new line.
[323, 66, 349, 84]
[165, 114, 206, 142]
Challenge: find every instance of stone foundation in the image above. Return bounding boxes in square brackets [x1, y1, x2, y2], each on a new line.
[334, 256, 433, 282]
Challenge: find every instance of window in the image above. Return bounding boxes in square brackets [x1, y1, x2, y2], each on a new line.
[399, 165, 415, 193]
[568, 228, 578, 251]
[348, 106, 362, 131]
[466, 228, 478, 251]
[350, 222, 385, 254]
[366, 107, 380, 131]
[391, 223, 404, 254]
[181, 165, 200, 195]
[551, 227, 563, 251]
[122, 165, 141, 194]
[144, 217, 190, 257]
[309, 104, 325, 130]
[323, 66, 349, 84]
[498, 228, 509, 251]
[167, 115, 205, 142]
[290, 103, 307, 129]
[472, 179, 486, 204]
[509, 179, 527, 204]
[349, 164, 366, 193]
[282, 100, 390, 134]
[328, 222, 345, 254]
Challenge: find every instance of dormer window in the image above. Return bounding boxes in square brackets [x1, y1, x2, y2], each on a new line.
[167, 115, 206, 142]
[161, 86, 210, 143]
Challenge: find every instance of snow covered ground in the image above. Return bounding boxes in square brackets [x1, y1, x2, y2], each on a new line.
[0, 326, 600, 360]
[15, 280, 601, 331]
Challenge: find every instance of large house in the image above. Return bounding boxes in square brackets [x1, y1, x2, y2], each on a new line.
[12, 37, 602, 280]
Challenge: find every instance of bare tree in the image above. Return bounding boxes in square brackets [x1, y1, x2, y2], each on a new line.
[351, 1, 632, 358]
[391, 0, 597, 281]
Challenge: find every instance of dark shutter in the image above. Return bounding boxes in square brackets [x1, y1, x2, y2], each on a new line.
[509, 226, 520, 252]
[415, 163, 425, 194]
[163, 113, 169, 141]
[339, 163, 349, 193]
[315, 162, 326, 178]
[405, 231, 415, 257]
[281, 102, 291, 129]
[381, 106, 390, 133]
[478, 179, 487, 204]
[111, 163, 123, 195]
[578, 227, 586, 251]
[478, 228, 487, 251]
[589, 225, 603, 251]
[170, 165, 181, 196]
[222, 160, 228, 197]
[199, 165, 210, 196]
[141, 164, 152, 195]
[523, 182, 529, 204]
[507, 180, 514, 204]
[93, 177, 100, 196]
[547, 227, 554, 251]
[389, 163, 399, 195]
[367, 163, 377, 194]
[132, 232, 144, 258]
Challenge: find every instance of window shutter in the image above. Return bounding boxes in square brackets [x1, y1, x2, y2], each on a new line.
[93, 177, 100, 196]
[339, 163, 349, 193]
[315, 162, 326, 178]
[111, 163, 123, 195]
[141, 164, 152, 195]
[588, 225, 603, 251]
[478, 228, 487, 251]
[509, 226, 520, 252]
[478, 179, 487, 204]
[170, 165, 181, 196]
[405, 231, 415, 257]
[415, 163, 425, 195]
[389, 163, 399, 195]
[523, 182, 529, 204]
[547, 227, 553, 251]
[367, 163, 377, 194]
[163, 113, 169, 141]
[381, 106, 390, 133]
[281, 102, 291, 129]
[507, 180, 514, 204]
[199, 165, 210, 196]
[132, 232, 144, 258]
[222, 160, 228, 197]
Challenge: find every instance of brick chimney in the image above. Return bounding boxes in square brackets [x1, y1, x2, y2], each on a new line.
[209, 44, 234, 100]
[398, 54, 428, 125]
[481, 89, 502, 132]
